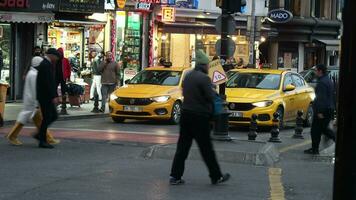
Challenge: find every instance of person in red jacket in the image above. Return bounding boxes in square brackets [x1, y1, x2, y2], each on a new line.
[57, 48, 71, 81]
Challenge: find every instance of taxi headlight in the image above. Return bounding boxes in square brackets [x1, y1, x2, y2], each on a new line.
[151, 96, 170, 103]
[110, 93, 118, 101]
[252, 100, 273, 108]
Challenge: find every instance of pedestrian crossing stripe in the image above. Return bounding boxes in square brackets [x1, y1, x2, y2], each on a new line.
[212, 71, 226, 83]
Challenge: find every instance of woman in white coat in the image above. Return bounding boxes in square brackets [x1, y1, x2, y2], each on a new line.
[6, 56, 59, 145]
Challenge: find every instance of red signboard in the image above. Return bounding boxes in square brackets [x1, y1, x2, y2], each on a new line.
[137, 0, 160, 3]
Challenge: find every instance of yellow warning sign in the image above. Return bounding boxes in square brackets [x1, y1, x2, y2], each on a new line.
[208, 59, 227, 85]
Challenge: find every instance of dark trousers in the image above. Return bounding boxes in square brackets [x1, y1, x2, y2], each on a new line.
[170, 111, 223, 181]
[101, 84, 116, 111]
[39, 102, 58, 143]
[311, 109, 336, 150]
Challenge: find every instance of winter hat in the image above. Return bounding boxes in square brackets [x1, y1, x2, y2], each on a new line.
[31, 56, 43, 67]
[195, 50, 210, 65]
[46, 48, 61, 58]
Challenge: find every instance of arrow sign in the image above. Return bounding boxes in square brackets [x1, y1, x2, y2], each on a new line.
[212, 71, 227, 84]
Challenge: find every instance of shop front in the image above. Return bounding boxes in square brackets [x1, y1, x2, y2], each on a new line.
[0, 0, 57, 100]
[115, 10, 144, 83]
[46, 0, 106, 83]
[153, 7, 249, 68]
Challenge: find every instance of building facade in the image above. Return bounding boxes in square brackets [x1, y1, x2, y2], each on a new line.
[262, 0, 342, 72]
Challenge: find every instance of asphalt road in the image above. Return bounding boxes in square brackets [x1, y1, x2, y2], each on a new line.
[0, 117, 334, 200]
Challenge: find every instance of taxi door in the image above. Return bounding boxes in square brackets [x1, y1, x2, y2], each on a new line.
[291, 74, 311, 118]
[281, 73, 297, 121]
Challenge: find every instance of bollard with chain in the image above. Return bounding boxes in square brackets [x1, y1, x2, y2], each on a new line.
[269, 112, 282, 143]
[91, 90, 100, 113]
[293, 110, 304, 139]
[248, 114, 258, 140]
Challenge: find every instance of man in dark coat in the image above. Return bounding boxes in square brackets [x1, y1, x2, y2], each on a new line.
[304, 64, 336, 154]
[169, 50, 230, 185]
[36, 48, 60, 149]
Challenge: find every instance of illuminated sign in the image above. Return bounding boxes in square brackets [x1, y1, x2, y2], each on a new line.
[135, 2, 152, 11]
[116, 0, 126, 9]
[137, 0, 160, 3]
[0, 0, 57, 12]
[161, 7, 175, 22]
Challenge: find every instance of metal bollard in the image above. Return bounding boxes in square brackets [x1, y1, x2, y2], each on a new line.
[91, 91, 100, 113]
[248, 114, 258, 140]
[59, 94, 68, 115]
[269, 112, 282, 143]
[293, 110, 304, 139]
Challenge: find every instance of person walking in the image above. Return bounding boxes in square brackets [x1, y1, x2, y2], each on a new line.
[5, 56, 59, 146]
[304, 64, 336, 155]
[98, 51, 120, 113]
[35, 48, 60, 149]
[169, 50, 230, 185]
[89, 50, 102, 101]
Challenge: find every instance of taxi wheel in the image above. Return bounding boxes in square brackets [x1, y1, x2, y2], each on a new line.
[304, 105, 313, 127]
[112, 116, 125, 123]
[170, 101, 182, 125]
[276, 107, 284, 129]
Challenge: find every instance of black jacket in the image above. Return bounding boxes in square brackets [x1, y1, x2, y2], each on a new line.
[37, 58, 57, 104]
[313, 74, 335, 114]
[182, 64, 214, 117]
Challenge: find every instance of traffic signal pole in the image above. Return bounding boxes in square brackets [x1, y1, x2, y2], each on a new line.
[212, 4, 232, 141]
[333, 0, 356, 199]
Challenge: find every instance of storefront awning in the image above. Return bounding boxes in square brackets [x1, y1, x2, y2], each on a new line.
[315, 39, 341, 51]
[0, 12, 54, 23]
[57, 19, 106, 25]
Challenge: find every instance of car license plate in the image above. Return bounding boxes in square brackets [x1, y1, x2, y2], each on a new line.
[123, 106, 143, 112]
[230, 112, 243, 118]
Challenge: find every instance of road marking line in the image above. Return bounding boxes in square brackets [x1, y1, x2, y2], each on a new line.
[23, 126, 178, 136]
[279, 140, 311, 153]
[268, 168, 285, 200]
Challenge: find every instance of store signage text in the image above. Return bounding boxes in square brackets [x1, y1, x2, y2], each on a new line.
[267, 9, 293, 23]
[161, 7, 175, 22]
[0, 0, 30, 8]
[135, 2, 152, 11]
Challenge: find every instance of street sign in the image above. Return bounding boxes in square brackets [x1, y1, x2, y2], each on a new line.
[208, 60, 227, 85]
[116, 0, 126, 9]
[215, 14, 236, 35]
[215, 38, 236, 58]
[267, 9, 293, 24]
[161, 7, 176, 22]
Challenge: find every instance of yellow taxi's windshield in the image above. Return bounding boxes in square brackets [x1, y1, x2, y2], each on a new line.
[129, 70, 182, 86]
[227, 72, 281, 90]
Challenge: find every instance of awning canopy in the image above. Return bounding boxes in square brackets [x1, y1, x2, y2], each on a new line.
[57, 19, 106, 25]
[315, 39, 341, 51]
[0, 12, 54, 23]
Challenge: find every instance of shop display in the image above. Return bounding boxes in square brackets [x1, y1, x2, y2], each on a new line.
[0, 24, 11, 85]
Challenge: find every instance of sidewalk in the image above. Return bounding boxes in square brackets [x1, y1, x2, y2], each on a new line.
[3, 102, 108, 124]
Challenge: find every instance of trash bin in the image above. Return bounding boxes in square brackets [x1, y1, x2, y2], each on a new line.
[0, 83, 9, 126]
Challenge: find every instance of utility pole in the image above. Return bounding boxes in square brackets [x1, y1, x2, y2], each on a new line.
[249, 0, 256, 65]
[333, 0, 356, 199]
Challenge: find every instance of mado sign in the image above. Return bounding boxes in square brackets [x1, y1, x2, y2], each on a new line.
[267, 9, 293, 23]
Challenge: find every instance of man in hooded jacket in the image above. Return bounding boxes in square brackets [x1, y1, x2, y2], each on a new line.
[169, 50, 230, 185]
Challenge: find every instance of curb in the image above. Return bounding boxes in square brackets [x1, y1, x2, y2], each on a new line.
[3, 113, 109, 126]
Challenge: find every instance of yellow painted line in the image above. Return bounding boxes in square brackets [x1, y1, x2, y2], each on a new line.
[279, 140, 311, 153]
[268, 168, 285, 200]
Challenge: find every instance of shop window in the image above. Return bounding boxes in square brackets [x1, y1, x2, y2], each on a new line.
[285, 0, 301, 16]
[311, 0, 332, 19]
[0, 24, 12, 85]
[278, 42, 299, 70]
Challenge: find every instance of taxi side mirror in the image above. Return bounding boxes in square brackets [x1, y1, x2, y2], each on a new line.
[284, 84, 296, 92]
[124, 79, 131, 85]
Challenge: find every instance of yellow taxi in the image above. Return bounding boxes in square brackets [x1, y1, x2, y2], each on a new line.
[226, 69, 315, 127]
[109, 66, 190, 124]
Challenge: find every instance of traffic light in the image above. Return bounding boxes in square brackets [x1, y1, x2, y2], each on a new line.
[217, 0, 247, 13]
